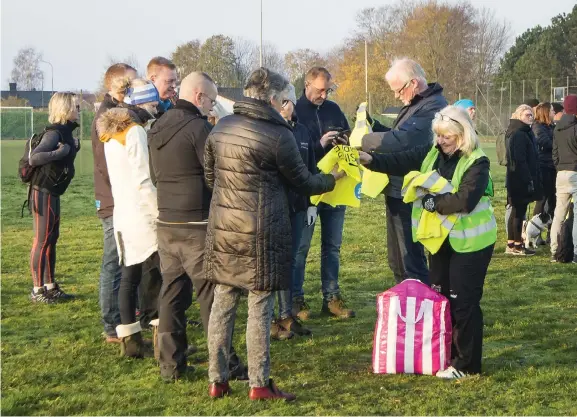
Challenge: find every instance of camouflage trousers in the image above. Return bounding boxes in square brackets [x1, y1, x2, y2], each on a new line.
[208, 284, 274, 388]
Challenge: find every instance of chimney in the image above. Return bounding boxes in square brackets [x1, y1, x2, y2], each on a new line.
[9, 82, 16, 92]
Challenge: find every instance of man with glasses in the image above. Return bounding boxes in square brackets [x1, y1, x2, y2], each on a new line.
[147, 57, 178, 115]
[148, 72, 246, 382]
[362, 58, 447, 285]
[294, 66, 355, 320]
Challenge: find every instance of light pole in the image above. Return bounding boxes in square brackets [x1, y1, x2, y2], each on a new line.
[40, 59, 54, 95]
[259, 0, 263, 67]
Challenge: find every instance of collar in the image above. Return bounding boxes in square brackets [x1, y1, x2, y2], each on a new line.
[174, 99, 205, 118]
[298, 90, 324, 109]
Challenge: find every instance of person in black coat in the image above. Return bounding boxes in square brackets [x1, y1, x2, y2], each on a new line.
[505, 104, 542, 255]
[204, 68, 342, 401]
[532, 103, 557, 235]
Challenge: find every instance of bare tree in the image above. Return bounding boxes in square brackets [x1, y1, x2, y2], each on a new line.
[259, 42, 286, 76]
[284, 48, 327, 82]
[96, 54, 142, 95]
[11, 47, 43, 90]
[472, 8, 511, 85]
[171, 40, 202, 78]
[233, 37, 258, 87]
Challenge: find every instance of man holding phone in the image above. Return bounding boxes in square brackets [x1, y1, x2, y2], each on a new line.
[293, 66, 355, 320]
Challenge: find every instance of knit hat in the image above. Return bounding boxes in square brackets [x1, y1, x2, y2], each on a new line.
[563, 95, 577, 115]
[124, 83, 160, 106]
[454, 99, 475, 110]
[285, 84, 297, 106]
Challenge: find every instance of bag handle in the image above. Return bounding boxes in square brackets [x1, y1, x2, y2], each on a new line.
[395, 297, 427, 324]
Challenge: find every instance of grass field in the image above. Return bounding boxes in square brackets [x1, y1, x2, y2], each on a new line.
[1, 141, 577, 415]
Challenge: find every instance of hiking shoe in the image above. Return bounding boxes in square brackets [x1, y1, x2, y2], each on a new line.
[504, 245, 516, 255]
[292, 297, 312, 321]
[321, 295, 356, 319]
[278, 316, 311, 336]
[270, 320, 294, 341]
[120, 332, 154, 359]
[511, 246, 535, 256]
[436, 366, 470, 379]
[45, 283, 74, 301]
[30, 287, 54, 304]
[161, 365, 196, 383]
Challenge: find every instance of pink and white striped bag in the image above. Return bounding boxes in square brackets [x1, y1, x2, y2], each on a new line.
[372, 279, 451, 375]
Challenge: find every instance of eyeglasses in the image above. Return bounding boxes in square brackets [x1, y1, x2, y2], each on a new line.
[434, 113, 461, 124]
[306, 83, 334, 96]
[201, 93, 217, 106]
[394, 80, 413, 96]
[282, 99, 291, 108]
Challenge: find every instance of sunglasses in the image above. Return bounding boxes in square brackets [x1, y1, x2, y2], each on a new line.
[434, 113, 460, 124]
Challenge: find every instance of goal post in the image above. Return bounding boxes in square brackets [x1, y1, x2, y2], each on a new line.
[0, 106, 34, 140]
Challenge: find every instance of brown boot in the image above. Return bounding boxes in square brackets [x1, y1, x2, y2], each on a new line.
[117, 322, 154, 358]
[291, 297, 312, 321]
[278, 316, 311, 336]
[321, 295, 356, 319]
[270, 320, 294, 341]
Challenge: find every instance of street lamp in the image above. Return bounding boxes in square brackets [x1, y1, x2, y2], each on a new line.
[40, 59, 54, 96]
[259, 0, 263, 67]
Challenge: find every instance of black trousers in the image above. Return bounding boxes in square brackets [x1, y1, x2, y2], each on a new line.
[429, 240, 494, 374]
[30, 189, 60, 287]
[533, 167, 556, 222]
[507, 199, 529, 242]
[119, 252, 161, 326]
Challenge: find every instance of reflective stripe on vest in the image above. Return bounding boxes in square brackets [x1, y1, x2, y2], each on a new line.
[411, 147, 497, 253]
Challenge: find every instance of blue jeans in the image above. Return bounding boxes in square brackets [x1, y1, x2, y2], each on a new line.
[293, 203, 345, 302]
[385, 196, 428, 284]
[99, 216, 122, 336]
[277, 210, 306, 318]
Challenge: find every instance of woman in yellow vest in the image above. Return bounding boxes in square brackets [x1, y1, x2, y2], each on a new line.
[359, 105, 497, 379]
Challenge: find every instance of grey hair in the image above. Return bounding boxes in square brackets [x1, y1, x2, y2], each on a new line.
[243, 67, 289, 102]
[385, 58, 427, 84]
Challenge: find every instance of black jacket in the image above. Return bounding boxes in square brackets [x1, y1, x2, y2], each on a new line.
[361, 83, 448, 198]
[286, 116, 317, 213]
[553, 114, 577, 171]
[30, 121, 79, 196]
[505, 119, 543, 204]
[367, 144, 490, 215]
[532, 121, 555, 169]
[148, 99, 212, 223]
[295, 92, 349, 162]
[203, 98, 336, 291]
[91, 94, 119, 218]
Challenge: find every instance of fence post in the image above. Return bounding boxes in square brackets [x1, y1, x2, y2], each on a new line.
[509, 80, 512, 122]
[551, 77, 553, 102]
[486, 83, 490, 136]
[499, 81, 505, 131]
[536, 79, 538, 100]
[522, 80, 525, 102]
[567, 76, 570, 97]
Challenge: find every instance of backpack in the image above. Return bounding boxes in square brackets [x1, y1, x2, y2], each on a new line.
[555, 202, 574, 263]
[18, 132, 45, 183]
[496, 134, 508, 166]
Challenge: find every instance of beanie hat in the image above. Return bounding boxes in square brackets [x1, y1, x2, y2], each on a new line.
[563, 95, 577, 115]
[285, 84, 297, 106]
[454, 99, 474, 110]
[124, 83, 160, 106]
[523, 98, 539, 108]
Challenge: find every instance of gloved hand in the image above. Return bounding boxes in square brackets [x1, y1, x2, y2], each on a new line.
[422, 194, 436, 213]
[306, 206, 318, 227]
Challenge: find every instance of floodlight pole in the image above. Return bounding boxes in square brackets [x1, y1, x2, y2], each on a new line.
[259, 0, 263, 67]
[40, 59, 54, 95]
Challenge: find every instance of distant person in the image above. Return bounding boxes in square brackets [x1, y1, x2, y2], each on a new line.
[91, 63, 137, 343]
[454, 99, 476, 122]
[362, 58, 447, 285]
[505, 104, 542, 256]
[205, 68, 341, 401]
[532, 103, 557, 243]
[550, 95, 577, 264]
[552, 102, 564, 122]
[146, 57, 178, 114]
[98, 79, 161, 358]
[29, 92, 80, 303]
[293, 66, 355, 320]
[524, 98, 540, 114]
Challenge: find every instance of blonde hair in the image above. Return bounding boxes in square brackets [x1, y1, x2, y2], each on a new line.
[432, 105, 479, 156]
[48, 92, 78, 124]
[512, 104, 533, 120]
[110, 76, 132, 102]
[104, 63, 136, 91]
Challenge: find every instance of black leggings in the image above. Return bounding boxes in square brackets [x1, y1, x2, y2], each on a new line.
[533, 167, 556, 222]
[119, 252, 161, 325]
[30, 189, 60, 287]
[507, 201, 529, 242]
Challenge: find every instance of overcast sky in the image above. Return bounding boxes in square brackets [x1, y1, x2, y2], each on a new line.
[1, 0, 575, 92]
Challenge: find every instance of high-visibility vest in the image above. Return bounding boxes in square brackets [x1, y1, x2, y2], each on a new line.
[412, 147, 497, 253]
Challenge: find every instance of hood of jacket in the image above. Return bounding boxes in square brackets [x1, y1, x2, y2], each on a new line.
[555, 113, 577, 131]
[506, 118, 531, 136]
[233, 97, 292, 131]
[148, 99, 205, 150]
[97, 108, 138, 142]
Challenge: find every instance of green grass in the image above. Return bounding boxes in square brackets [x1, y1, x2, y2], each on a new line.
[1, 142, 577, 415]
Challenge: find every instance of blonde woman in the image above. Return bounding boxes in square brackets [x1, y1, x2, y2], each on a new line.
[97, 78, 161, 358]
[359, 105, 497, 379]
[29, 92, 80, 303]
[505, 104, 542, 255]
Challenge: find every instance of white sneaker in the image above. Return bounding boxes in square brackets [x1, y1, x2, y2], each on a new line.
[436, 366, 470, 379]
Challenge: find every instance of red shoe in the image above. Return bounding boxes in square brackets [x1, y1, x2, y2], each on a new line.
[209, 382, 231, 398]
[249, 379, 296, 401]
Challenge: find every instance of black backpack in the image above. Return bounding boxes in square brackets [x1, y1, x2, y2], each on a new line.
[554, 202, 574, 263]
[18, 128, 62, 183]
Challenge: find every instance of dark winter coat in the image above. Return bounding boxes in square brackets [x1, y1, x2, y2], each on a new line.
[532, 121, 555, 170]
[203, 98, 336, 291]
[287, 116, 317, 213]
[148, 99, 213, 222]
[553, 114, 577, 172]
[505, 119, 543, 204]
[361, 83, 448, 198]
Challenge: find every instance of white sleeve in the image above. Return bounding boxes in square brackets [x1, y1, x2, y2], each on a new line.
[125, 126, 158, 213]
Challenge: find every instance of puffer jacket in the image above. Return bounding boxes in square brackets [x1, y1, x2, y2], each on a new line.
[97, 108, 158, 266]
[203, 98, 336, 291]
[532, 121, 555, 169]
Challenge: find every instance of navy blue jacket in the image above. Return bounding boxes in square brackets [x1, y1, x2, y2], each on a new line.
[361, 83, 447, 198]
[532, 122, 555, 170]
[295, 92, 349, 163]
[286, 117, 317, 213]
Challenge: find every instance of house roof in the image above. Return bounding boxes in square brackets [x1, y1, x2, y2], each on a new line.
[1, 90, 55, 108]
